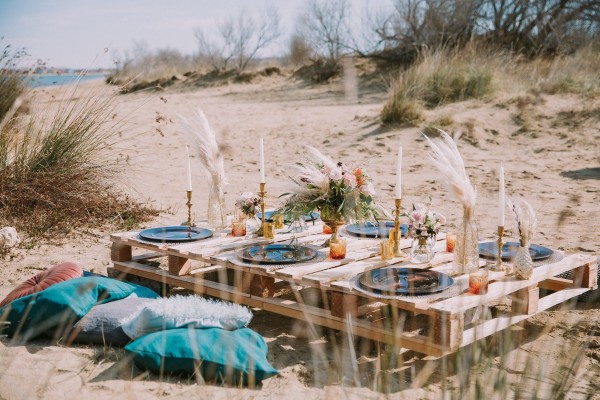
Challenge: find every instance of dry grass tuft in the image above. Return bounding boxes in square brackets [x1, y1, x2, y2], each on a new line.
[0, 76, 159, 243]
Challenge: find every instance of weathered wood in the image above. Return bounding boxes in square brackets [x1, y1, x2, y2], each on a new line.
[330, 292, 359, 318]
[111, 242, 132, 262]
[511, 285, 539, 316]
[430, 312, 464, 352]
[572, 262, 598, 289]
[168, 254, 192, 276]
[241, 273, 275, 298]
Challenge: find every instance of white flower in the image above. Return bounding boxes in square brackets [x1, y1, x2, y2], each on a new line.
[329, 167, 342, 181]
[343, 172, 357, 188]
[360, 181, 375, 196]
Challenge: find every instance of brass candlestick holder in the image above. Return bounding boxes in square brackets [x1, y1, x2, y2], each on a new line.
[186, 190, 194, 234]
[257, 182, 266, 236]
[392, 198, 406, 257]
[490, 225, 505, 272]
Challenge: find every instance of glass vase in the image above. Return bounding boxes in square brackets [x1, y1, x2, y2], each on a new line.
[514, 243, 533, 279]
[245, 213, 261, 234]
[207, 178, 226, 229]
[453, 207, 479, 274]
[410, 236, 434, 264]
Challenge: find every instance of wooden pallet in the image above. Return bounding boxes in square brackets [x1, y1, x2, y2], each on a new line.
[109, 225, 597, 357]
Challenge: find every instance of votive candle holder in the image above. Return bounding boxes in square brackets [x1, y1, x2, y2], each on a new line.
[273, 214, 284, 229]
[323, 223, 332, 234]
[446, 233, 457, 253]
[380, 239, 393, 260]
[231, 220, 246, 237]
[263, 222, 275, 239]
[330, 238, 346, 260]
[468, 269, 489, 295]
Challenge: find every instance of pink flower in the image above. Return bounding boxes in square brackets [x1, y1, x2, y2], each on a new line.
[411, 210, 425, 224]
[329, 168, 342, 181]
[343, 172, 357, 188]
[360, 181, 375, 196]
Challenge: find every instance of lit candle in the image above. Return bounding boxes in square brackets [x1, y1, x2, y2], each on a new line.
[259, 137, 266, 183]
[185, 145, 192, 192]
[499, 163, 505, 226]
[395, 146, 402, 199]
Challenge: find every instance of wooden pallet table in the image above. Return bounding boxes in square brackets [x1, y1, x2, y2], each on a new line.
[109, 226, 597, 357]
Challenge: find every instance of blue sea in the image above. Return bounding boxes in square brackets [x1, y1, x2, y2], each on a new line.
[25, 73, 106, 88]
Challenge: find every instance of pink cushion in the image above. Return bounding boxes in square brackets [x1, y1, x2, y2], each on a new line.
[0, 262, 83, 307]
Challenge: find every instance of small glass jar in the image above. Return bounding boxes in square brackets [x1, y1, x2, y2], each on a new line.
[263, 222, 275, 239]
[273, 214, 284, 229]
[380, 239, 393, 260]
[330, 237, 346, 260]
[231, 220, 246, 237]
[410, 236, 434, 264]
[446, 233, 456, 253]
[469, 268, 489, 295]
[323, 223, 332, 234]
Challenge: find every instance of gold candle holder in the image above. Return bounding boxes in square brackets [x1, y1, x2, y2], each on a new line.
[393, 198, 406, 257]
[186, 190, 194, 234]
[257, 182, 266, 236]
[490, 225, 505, 272]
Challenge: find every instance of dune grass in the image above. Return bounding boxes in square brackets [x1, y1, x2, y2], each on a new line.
[0, 77, 159, 243]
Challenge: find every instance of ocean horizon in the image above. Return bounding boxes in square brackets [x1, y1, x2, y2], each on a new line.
[25, 73, 106, 88]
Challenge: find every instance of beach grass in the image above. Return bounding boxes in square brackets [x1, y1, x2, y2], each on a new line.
[0, 77, 159, 243]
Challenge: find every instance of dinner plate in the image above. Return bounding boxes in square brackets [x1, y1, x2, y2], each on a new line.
[138, 226, 213, 242]
[256, 211, 319, 223]
[236, 244, 319, 265]
[478, 241, 553, 261]
[346, 221, 408, 238]
[358, 267, 454, 295]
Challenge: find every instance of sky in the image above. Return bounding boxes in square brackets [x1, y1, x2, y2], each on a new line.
[0, 0, 394, 70]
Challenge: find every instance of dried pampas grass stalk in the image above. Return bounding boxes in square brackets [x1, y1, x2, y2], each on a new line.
[507, 197, 538, 246]
[423, 129, 476, 210]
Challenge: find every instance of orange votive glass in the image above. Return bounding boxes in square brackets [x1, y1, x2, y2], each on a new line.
[231, 220, 246, 237]
[329, 238, 346, 260]
[446, 233, 457, 253]
[468, 269, 489, 295]
[323, 223, 332, 234]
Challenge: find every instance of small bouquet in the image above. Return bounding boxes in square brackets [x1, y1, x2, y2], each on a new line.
[404, 203, 446, 238]
[235, 192, 261, 216]
[279, 146, 379, 223]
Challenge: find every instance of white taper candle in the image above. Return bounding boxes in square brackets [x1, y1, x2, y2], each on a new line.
[185, 145, 192, 192]
[499, 163, 505, 226]
[259, 137, 266, 183]
[395, 146, 402, 199]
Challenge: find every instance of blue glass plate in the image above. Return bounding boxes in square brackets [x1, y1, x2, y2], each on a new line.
[256, 211, 319, 223]
[358, 267, 454, 295]
[138, 226, 213, 242]
[478, 241, 553, 261]
[236, 244, 318, 265]
[346, 221, 408, 238]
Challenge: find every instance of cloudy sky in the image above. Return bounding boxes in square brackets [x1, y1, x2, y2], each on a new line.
[0, 0, 393, 69]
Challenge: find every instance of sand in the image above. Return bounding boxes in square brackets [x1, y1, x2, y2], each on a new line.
[0, 73, 599, 399]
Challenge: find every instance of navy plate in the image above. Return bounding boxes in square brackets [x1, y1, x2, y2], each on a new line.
[236, 244, 318, 265]
[257, 211, 319, 223]
[138, 226, 213, 242]
[346, 221, 408, 238]
[478, 241, 553, 261]
[358, 267, 454, 295]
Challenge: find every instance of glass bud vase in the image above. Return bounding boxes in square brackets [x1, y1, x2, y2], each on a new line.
[245, 213, 260, 234]
[514, 243, 533, 279]
[410, 236, 434, 264]
[207, 179, 226, 229]
[453, 207, 479, 274]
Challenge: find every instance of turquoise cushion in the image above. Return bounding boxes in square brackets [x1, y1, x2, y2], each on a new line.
[125, 328, 278, 385]
[0, 276, 158, 341]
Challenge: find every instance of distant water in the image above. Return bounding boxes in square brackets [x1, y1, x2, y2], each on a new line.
[25, 73, 106, 88]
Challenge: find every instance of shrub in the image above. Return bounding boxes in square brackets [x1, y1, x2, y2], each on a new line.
[0, 44, 27, 126]
[0, 80, 159, 240]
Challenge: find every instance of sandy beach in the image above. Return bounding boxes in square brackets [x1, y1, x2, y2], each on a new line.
[0, 73, 599, 399]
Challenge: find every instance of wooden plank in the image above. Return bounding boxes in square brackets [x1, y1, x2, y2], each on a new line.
[538, 277, 572, 292]
[111, 242, 132, 262]
[429, 254, 595, 314]
[132, 252, 163, 261]
[168, 254, 192, 276]
[461, 286, 589, 348]
[330, 292, 359, 318]
[511, 285, 539, 316]
[572, 262, 598, 289]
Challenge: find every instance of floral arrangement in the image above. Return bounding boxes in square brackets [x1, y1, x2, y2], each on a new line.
[280, 146, 379, 222]
[404, 203, 446, 238]
[235, 192, 261, 216]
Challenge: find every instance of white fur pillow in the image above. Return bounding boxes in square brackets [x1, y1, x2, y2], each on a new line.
[121, 295, 252, 339]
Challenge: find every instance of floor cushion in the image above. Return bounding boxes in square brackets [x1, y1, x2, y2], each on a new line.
[0, 276, 159, 342]
[72, 295, 157, 346]
[121, 295, 252, 340]
[124, 327, 278, 386]
[0, 262, 83, 307]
